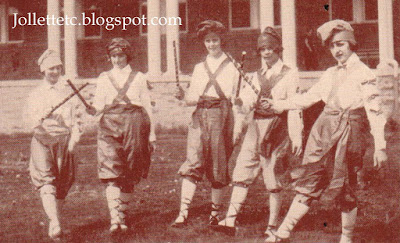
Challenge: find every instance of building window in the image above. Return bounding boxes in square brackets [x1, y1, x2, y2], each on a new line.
[229, 0, 251, 29]
[178, 1, 188, 32]
[140, 1, 187, 35]
[8, 7, 23, 41]
[84, 5, 102, 38]
[273, 0, 280, 26]
[1, 4, 24, 43]
[330, 0, 353, 22]
[329, 0, 378, 23]
[140, 2, 147, 34]
[364, 0, 378, 21]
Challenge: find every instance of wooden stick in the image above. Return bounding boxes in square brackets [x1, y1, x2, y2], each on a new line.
[235, 51, 247, 98]
[173, 40, 180, 88]
[226, 53, 260, 95]
[67, 80, 92, 109]
[42, 82, 90, 120]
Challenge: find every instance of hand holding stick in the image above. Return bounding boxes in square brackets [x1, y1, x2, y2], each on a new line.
[67, 80, 97, 115]
[41, 82, 90, 120]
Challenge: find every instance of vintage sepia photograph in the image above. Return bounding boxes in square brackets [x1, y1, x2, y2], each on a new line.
[1, 0, 400, 242]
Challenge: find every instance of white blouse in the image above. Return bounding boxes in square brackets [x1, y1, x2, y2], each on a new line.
[186, 52, 239, 103]
[281, 53, 386, 150]
[93, 64, 155, 141]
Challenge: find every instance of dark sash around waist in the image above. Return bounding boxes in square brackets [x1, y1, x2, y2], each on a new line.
[323, 106, 368, 120]
[103, 104, 143, 114]
[33, 114, 71, 146]
[254, 109, 284, 119]
[254, 65, 291, 119]
[196, 96, 232, 109]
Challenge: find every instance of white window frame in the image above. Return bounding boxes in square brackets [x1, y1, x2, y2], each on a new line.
[352, 0, 378, 23]
[178, 0, 188, 33]
[273, 0, 281, 28]
[228, 0, 252, 31]
[328, 0, 378, 24]
[81, 5, 103, 39]
[140, 0, 187, 36]
[0, 4, 24, 44]
[139, 1, 148, 36]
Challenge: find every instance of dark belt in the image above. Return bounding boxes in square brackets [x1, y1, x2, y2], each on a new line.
[104, 104, 143, 114]
[254, 108, 276, 119]
[197, 96, 230, 109]
[323, 106, 367, 119]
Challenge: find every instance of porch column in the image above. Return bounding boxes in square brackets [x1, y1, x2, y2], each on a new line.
[147, 0, 162, 79]
[281, 0, 297, 68]
[259, 0, 274, 31]
[166, 0, 180, 77]
[378, 0, 394, 61]
[250, 0, 259, 29]
[47, 0, 61, 53]
[64, 0, 78, 78]
[0, 3, 7, 43]
[76, 0, 85, 39]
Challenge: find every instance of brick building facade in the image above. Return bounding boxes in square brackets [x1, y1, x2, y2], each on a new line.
[0, 0, 399, 80]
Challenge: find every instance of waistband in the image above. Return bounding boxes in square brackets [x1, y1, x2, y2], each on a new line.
[104, 104, 143, 114]
[197, 96, 231, 109]
[323, 106, 367, 118]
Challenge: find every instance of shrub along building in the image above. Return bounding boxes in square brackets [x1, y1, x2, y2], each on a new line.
[0, 0, 398, 81]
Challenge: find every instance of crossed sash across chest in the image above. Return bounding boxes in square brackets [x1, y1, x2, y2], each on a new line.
[103, 71, 142, 114]
[196, 57, 232, 108]
[97, 70, 151, 183]
[254, 65, 291, 119]
[182, 57, 234, 187]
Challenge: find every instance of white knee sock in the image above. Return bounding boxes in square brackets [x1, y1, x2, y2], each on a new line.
[340, 208, 357, 243]
[274, 195, 310, 239]
[175, 178, 197, 222]
[105, 185, 121, 226]
[268, 192, 282, 227]
[219, 186, 248, 227]
[40, 185, 61, 238]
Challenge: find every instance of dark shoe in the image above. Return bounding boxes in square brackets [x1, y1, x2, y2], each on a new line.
[262, 225, 277, 237]
[209, 214, 219, 226]
[264, 232, 290, 243]
[171, 215, 188, 228]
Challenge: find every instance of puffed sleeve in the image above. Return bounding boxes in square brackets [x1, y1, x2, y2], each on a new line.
[23, 90, 42, 131]
[185, 64, 202, 105]
[285, 69, 304, 143]
[139, 72, 156, 142]
[69, 96, 83, 145]
[360, 69, 386, 150]
[275, 70, 330, 110]
[230, 64, 240, 101]
[92, 72, 108, 111]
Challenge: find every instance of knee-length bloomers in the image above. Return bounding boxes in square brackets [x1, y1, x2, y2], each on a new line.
[93, 65, 155, 189]
[25, 79, 82, 199]
[284, 53, 385, 210]
[178, 53, 239, 188]
[231, 59, 303, 191]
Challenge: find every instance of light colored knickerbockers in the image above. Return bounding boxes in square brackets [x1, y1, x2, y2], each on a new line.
[218, 61, 303, 236]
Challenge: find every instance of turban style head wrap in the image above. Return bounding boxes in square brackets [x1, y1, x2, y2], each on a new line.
[197, 20, 226, 40]
[106, 37, 132, 61]
[257, 26, 283, 53]
[38, 49, 62, 72]
[317, 19, 356, 46]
